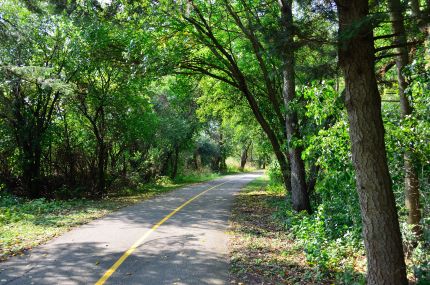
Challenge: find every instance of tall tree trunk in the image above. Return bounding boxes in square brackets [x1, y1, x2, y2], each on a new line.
[122, 153, 127, 178]
[193, 149, 200, 170]
[160, 151, 172, 176]
[23, 144, 42, 198]
[96, 139, 106, 198]
[218, 132, 227, 172]
[389, 0, 422, 237]
[62, 112, 76, 186]
[171, 146, 179, 179]
[336, 1, 408, 284]
[279, 0, 311, 213]
[11, 82, 42, 198]
[239, 141, 251, 171]
[20, 130, 43, 198]
[219, 158, 227, 172]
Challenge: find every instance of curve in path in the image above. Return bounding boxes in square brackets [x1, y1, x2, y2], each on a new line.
[0, 172, 262, 285]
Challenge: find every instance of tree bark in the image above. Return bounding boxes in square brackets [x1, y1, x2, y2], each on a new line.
[22, 139, 42, 198]
[279, 0, 311, 213]
[9, 81, 43, 198]
[122, 152, 127, 178]
[218, 132, 227, 172]
[171, 145, 179, 179]
[306, 164, 320, 195]
[388, 0, 422, 237]
[239, 141, 251, 171]
[160, 151, 172, 176]
[86, 107, 107, 199]
[410, 0, 430, 35]
[62, 112, 76, 186]
[96, 139, 106, 198]
[193, 149, 200, 170]
[336, 1, 408, 284]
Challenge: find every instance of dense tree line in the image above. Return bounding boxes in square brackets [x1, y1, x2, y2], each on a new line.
[0, 0, 429, 284]
[0, 1, 265, 199]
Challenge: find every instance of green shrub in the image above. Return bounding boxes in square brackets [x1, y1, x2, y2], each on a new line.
[155, 175, 174, 186]
[267, 160, 283, 185]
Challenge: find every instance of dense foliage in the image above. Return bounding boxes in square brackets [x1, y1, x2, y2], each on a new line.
[0, 1, 264, 200]
[0, 0, 429, 283]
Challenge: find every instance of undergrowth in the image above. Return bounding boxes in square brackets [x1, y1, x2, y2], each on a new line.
[236, 168, 429, 284]
[230, 174, 366, 284]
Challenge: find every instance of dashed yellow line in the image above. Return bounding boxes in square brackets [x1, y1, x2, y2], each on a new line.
[94, 180, 231, 285]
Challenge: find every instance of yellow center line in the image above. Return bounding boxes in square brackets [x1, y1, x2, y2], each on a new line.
[94, 180, 231, 285]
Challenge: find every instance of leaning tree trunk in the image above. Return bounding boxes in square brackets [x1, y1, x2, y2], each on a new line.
[388, 0, 422, 237]
[279, 0, 311, 213]
[336, 1, 408, 284]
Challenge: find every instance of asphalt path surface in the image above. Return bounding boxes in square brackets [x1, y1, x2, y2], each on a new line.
[0, 172, 262, 285]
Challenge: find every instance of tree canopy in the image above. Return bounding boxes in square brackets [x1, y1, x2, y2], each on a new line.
[0, 0, 429, 283]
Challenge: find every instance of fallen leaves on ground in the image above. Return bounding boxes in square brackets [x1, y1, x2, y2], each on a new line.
[228, 179, 332, 285]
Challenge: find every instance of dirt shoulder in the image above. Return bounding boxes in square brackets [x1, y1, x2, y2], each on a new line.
[228, 176, 333, 284]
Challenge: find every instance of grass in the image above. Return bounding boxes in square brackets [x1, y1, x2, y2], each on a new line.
[0, 171, 223, 261]
[229, 175, 348, 285]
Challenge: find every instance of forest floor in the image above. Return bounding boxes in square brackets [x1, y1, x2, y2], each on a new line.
[229, 176, 340, 285]
[0, 171, 225, 262]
